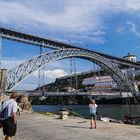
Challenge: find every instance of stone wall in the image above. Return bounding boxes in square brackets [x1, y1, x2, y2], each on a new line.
[17, 95, 32, 112]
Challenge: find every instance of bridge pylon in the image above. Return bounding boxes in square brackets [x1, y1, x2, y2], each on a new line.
[0, 69, 7, 100]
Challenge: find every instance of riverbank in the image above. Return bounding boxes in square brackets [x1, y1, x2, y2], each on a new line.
[0, 112, 140, 140]
[30, 95, 140, 105]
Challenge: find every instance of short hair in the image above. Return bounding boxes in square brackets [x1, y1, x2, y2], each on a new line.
[10, 93, 17, 99]
[91, 99, 95, 104]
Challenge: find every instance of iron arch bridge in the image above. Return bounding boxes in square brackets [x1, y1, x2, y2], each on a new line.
[7, 48, 136, 94]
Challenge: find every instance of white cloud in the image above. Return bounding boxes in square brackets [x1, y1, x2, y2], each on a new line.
[2, 58, 25, 69]
[64, 30, 106, 44]
[93, 30, 106, 36]
[0, 0, 140, 45]
[0, 0, 100, 32]
[126, 21, 139, 36]
[116, 20, 140, 37]
[1, 0, 140, 33]
[125, 0, 140, 12]
[32, 69, 67, 79]
[116, 26, 126, 33]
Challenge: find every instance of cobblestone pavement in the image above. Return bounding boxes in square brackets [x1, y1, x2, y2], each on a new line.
[0, 112, 140, 140]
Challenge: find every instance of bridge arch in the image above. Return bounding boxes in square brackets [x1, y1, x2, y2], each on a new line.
[7, 48, 136, 93]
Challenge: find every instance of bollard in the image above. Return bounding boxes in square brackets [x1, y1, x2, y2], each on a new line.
[59, 111, 69, 120]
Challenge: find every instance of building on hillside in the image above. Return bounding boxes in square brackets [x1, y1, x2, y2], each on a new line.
[123, 53, 137, 62]
[82, 76, 117, 91]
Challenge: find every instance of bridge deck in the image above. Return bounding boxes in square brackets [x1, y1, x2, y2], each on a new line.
[1, 27, 140, 68]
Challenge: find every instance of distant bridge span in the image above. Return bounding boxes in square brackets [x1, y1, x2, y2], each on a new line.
[7, 48, 136, 94]
[1, 27, 140, 69]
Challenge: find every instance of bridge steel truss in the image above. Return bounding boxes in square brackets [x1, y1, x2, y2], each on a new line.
[1, 27, 140, 69]
[7, 48, 136, 94]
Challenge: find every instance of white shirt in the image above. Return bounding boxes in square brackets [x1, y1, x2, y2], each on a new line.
[89, 103, 97, 114]
[1, 99, 17, 117]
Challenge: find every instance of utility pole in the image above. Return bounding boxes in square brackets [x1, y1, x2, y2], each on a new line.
[70, 57, 78, 93]
[38, 44, 45, 96]
[0, 36, 2, 101]
[0, 37, 7, 101]
[70, 57, 73, 89]
[0, 36, 2, 69]
[73, 58, 78, 93]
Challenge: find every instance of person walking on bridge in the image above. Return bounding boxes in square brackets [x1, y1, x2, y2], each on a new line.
[1, 93, 17, 140]
[89, 99, 98, 129]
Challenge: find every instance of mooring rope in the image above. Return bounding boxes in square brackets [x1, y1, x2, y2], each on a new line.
[62, 108, 87, 119]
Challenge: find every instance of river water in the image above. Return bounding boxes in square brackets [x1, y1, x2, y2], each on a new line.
[32, 104, 140, 121]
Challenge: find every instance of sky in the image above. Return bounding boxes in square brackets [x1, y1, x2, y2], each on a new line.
[0, 0, 140, 90]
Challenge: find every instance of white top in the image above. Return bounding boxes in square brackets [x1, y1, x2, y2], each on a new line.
[1, 99, 17, 117]
[89, 103, 97, 114]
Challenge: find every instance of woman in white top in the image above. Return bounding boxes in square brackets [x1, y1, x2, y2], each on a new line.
[89, 99, 97, 129]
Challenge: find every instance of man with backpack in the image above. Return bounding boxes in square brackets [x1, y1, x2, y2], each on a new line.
[0, 93, 17, 140]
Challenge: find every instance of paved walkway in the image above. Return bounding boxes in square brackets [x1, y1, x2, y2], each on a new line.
[0, 112, 140, 140]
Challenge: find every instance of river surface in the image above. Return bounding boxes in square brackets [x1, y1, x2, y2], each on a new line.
[32, 104, 140, 121]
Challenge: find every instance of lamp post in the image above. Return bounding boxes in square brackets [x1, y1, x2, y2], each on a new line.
[0, 36, 1, 69]
[0, 36, 2, 102]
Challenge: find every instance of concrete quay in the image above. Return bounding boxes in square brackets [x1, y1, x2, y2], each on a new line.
[0, 112, 140, 140]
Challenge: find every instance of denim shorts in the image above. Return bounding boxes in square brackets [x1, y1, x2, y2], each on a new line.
[90, 113, 96, 118]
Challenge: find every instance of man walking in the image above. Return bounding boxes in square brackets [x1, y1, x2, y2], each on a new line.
[1, 93, 17, 140]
